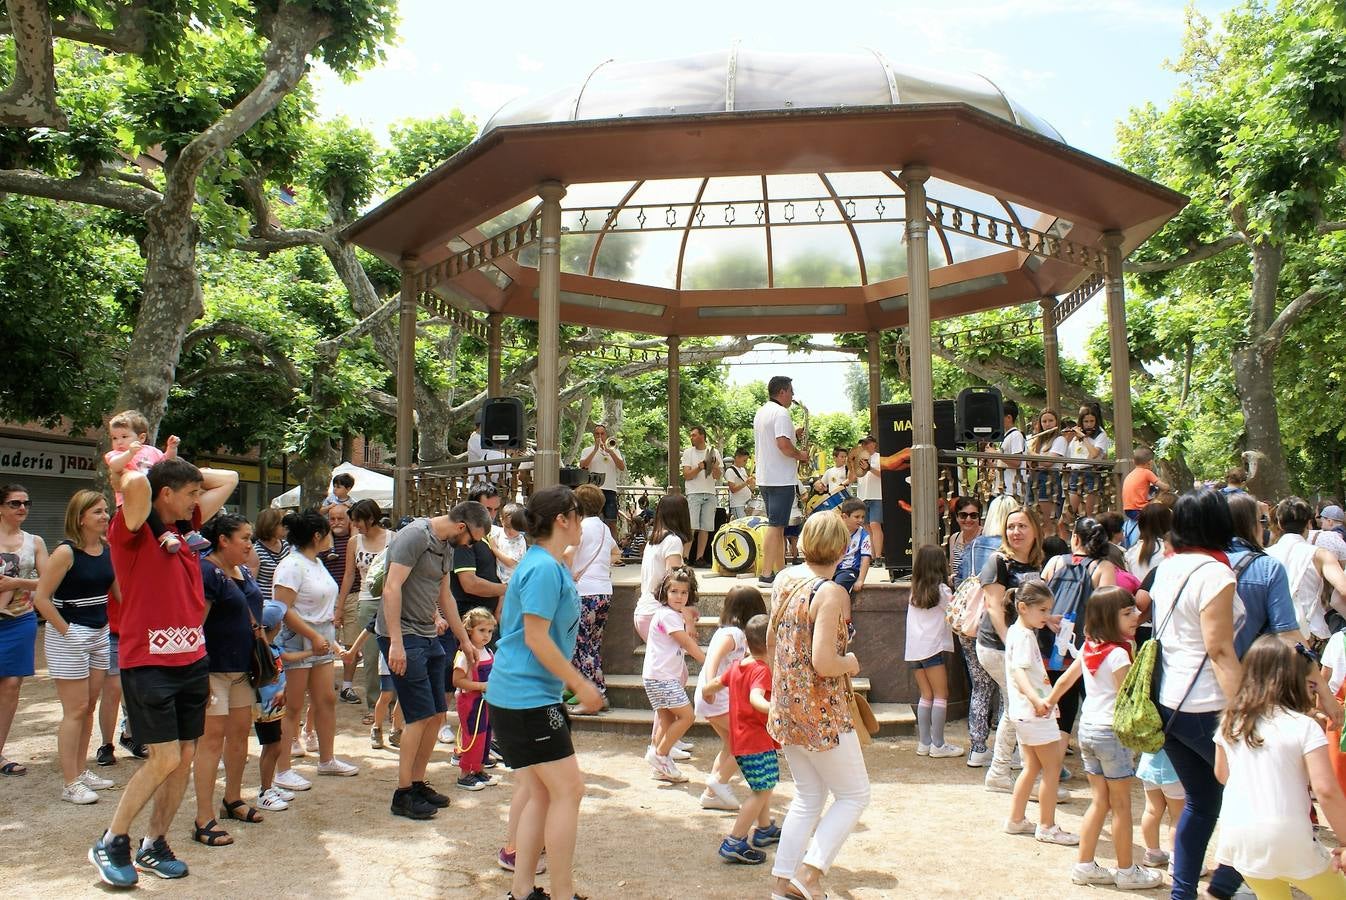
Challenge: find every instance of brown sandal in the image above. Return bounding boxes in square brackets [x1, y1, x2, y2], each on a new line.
[220, 799, 263, 823]
[192, 818, 233, 846]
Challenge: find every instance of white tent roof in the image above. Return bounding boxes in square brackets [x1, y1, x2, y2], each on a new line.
[270, 462, 394, 509]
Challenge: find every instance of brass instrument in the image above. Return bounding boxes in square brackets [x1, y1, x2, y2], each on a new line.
[606, 436, 619, 449]
[793, 399, 814, 481]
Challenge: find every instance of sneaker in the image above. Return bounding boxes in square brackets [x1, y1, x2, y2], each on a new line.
[930, 743, 965, 759]
[79, 768, 114, 790]
[474, 772, 501, 787]
[915, 742, 931, 756]
[718, 836, 767, 864]
[62, 781, 99, 805]
[644, 745, 659, 770]
[1142, 848, 1170, 868]
[654, 756, 687, 783]
[438, 723, 456, 744]
[700, 788, 739, 811]
[273, 769, 312, 791]
[290, 739, 307, 758]
[338, 687, 361, 704]
[388, 729, 402, 748]
[674, 739, 693, 752]
[135, 836, 189, 879]
[497, 847, 548, 874]
[371, 726, 385, 749]
[966, 748, 993, 767]
[669, 747, 692, 761]
[704, 780, 740, 810]
[257, 789, 289, 811]
[95, 743, 116, 767]
[1114, 864, 1164, 890]
[484, 753, 502, 769]
[1059, 765, 1073, 782]
[1009, 748, 1023, 770]
[391, 787, 438, 819]
[1071, 861, 1115, 885]
[750, 821, 782, 847]
[304, 731, 319, 753]
[1035, 824, 1080, 846]
[413, 780, 451, 807]
[89, 833, 138, 887]
[457, 774, 486, 791]
[450, 754, 461, 767]
[758, 573, 776, 587]
[1003, 818, 1036, 835]
[264, 783, 295, 801]
[985, 773, 1014, 794]
[1029, 782, 1071, 803]
[118, 732, 149, 759]
[316, 758, 358, 777]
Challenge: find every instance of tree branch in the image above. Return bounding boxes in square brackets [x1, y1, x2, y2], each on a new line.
[0, 168, 158, 214]
[1318, 219, 1346, 235]
[182, 321, 303, 388]
[0, 4, 152, 54]
[314, 296, 400, 356]
[235, 229, 329, 253]
[0, 0, 66, 129]
[1124, 234, 1245, 273]
[1255, 285, 1328, 357]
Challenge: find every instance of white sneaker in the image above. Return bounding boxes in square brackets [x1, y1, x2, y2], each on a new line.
[699, 782, 739, 811]
[1071, 861, 1115, 885]
[985, 773, 1014, 793]
[273, 769, 312, 791]
[257, 788, 289, 811]
[915, 742, 931, 756]
[967, 748, 993, 767]
[674, 739, 693, 752]
[1030, 782, 1072, 803]
[1035, 824, 1080, 846]
[62, 780, 99, 804]
[930, 743, 965, 759]
[1003, 817, 1035, 835]
[438, 724, 456, 745]
[316, 758, 358, 777]
[1114, 865, 1164, 890]
[669, 747, 692, 761]
[644, 745, 659, 770]
[654, 756, 687, 783]
[78, 769, 114, 790]
[1142, 848, 1170, 868]
[265, 783, 296, 802]
[1010, 749, 1023, 770]
[304, 731, 319, 753]
[290, 739, 306, 758]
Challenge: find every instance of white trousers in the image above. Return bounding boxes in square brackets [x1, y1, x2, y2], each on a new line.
[772, 729, 871, 879]
[976, 643, 1020, 781]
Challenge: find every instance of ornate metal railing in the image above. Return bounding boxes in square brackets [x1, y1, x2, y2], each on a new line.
[938, 449, 1121, 527]
[406, 455, 534, 518]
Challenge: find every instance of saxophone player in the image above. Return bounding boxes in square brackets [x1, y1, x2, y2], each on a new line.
[752, 376, 810, 586]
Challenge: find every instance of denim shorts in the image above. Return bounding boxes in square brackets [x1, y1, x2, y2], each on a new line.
[865, 498, 883, 524]
[279, 620, 336, 670]
[1079, 722, 1136, 779]
[908, 652, 945, 670]
[1068, 470, 1100, 495]
[1031, 469, 1062, 506]
[686, 492, 717, 532]
[377, 634, 447, 725]
[761, 485, 796, 527]
[602, 489, 618, 521]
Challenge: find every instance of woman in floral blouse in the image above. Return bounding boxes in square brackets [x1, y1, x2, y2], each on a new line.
[767, 513, 870, 900]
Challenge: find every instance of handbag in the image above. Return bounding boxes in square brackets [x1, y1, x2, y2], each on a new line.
[947, 576, 986, 639]
[847, 676, 879, 744]
[240, 566, 279, 689]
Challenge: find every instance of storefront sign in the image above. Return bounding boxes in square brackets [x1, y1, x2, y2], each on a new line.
[0, 436, 98, 479]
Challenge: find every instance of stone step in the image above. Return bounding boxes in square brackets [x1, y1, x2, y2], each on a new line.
[632, 644, 703, 675]
[601, 673, 870, 710]
[570, 701, 914, 738]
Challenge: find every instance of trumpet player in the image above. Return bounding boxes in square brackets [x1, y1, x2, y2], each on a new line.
[680, 425, 721, 568]
[580, 423, 626, 536]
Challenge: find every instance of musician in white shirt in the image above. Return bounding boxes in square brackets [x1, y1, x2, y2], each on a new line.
[724, 448, 754, 520]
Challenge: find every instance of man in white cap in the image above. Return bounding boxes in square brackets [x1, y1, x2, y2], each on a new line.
[1311, 504, 1346, 624]
[1320, 505, 1346, 540]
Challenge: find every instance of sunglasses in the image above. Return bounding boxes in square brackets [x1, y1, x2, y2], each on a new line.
[3, 499, 32, 509]
[957, 511, 981, 520]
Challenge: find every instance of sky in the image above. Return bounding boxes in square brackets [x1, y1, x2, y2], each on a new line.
[314, 0, 1233, 414]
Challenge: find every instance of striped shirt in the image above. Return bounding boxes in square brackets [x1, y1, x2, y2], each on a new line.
[52, 541, 114, 629]
[252, 539, 291, 603]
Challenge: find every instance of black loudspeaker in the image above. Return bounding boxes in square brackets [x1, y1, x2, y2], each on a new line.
[559, 467, 589, 488]
[481, 397, 524, 449]
[957, 387, 1004, 443]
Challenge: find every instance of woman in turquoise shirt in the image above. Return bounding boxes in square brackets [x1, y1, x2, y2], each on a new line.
[487, 485, 601, 900]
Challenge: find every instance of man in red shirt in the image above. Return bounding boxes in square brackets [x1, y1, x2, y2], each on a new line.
[90, 458, 237, 887]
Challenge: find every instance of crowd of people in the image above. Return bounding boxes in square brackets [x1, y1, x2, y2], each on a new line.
[6, 389, 1346, 899]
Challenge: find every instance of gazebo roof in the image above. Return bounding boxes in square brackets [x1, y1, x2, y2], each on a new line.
[345, 49, 1187, 337]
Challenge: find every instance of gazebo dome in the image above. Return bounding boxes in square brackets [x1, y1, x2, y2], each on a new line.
[483, 48, 1064, 145]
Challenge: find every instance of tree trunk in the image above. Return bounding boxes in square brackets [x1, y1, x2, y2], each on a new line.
[1237, 241, 1291, 499]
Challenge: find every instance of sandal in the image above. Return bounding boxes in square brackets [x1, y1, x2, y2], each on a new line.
[192, 818, 233, 846]
[0, 759, 27, 776]
[361, 712, 375, 726]
[220, 799, 264, 823]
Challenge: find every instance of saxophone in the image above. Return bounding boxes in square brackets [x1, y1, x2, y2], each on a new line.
[794, 399, 814, 481]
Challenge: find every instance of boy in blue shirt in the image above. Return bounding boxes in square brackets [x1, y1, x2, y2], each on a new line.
[833, 499, 872, 595]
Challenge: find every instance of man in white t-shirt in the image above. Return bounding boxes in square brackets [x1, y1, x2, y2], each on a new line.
[1269, 497, 1346, 637]
[579, 423, 626, 536]
[996, 399, 1025, 498]
[680, 425, 721, 567]
[724, 447, 754, 520]
[853, 436, 884, 565]
[753, 376, 810, 586]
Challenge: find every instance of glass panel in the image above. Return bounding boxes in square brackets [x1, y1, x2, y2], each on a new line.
[941, 228, 1005, 265]
[854, 222, 907, 282]
[1005, 95, 1065, 143]
[926, 177, 1009, 221]
[482, 264, 512, 289]
[770, 224, 861, 288]
[699, 176, 765, 205]
[564, 181, 641, 209]
[622, 230, 683, 289]
[575, 52, 728, 120]
[764, 173, 825, 202]
[626, 177, 706, 208]
[483, 84, 578, 132]
[681, 227, 767, 290]
[477, 199, 538, 236]
[733, 50, 891, 112]
[822, 171, 903, 201]
[891, 64, 1012, 122]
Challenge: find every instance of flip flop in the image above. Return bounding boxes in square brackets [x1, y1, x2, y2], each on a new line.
[0, 759, 26, 776]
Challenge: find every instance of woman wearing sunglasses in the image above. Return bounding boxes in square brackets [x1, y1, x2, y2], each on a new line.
[946, 497, 983, 586]
[0, 483, 50, 776]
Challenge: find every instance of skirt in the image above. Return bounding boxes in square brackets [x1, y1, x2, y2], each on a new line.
[0, 612, 37, 677]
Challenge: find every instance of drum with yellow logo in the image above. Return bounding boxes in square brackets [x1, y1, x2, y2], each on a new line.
[711, 515, 769, 576]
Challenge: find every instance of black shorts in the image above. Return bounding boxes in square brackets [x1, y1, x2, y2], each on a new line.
[378, 634, 448, 725]
[1049, 668, 1084, 734]
[254, 719, 282, 745]
[120, 657, 210, 745]
[488, 702, 574, 769]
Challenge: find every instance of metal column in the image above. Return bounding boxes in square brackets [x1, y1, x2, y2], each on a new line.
[667, 335, 681, 492]
[535, 181, 565, 489]
[395, 254, 418, 520]
[902, 165, 938, 551]
[487, 311, 502, 397]
[866, 330, 882, 433]
[1040, 297, 1062, 414]
[1102, 231, 1134, 476]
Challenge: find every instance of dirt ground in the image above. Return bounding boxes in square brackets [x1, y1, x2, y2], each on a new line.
[3, 672, 1241, 899]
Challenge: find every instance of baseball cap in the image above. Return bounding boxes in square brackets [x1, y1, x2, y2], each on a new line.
[1321, 504, 1345, 523]
[262, 601, 287, 630]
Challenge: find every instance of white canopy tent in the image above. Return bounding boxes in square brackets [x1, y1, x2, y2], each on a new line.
[270, 462, 394, 510]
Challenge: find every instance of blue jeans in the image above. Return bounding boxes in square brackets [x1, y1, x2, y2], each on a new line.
[1159, 705, 1243, 900]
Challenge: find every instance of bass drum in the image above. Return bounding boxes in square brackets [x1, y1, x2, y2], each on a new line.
[712, 515, 768, 576]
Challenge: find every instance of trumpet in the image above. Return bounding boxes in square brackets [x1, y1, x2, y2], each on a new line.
[606, 436, 619, 449]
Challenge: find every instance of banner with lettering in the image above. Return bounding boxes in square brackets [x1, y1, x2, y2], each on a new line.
[0, 437, 97, 480]
[877, 401, 957, 575]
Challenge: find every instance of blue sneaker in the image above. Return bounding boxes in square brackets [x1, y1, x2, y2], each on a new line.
[89, 833, 138, 887]
[135, 836, 189, 879]
[751, 821, 782, 847]
[718, 836, 767, 865]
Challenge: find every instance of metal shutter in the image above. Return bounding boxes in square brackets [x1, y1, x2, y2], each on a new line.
[14, 477, 89, 548]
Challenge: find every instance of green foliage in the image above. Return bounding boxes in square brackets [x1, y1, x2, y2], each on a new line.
[383, 113, 478, 188]
[302, 117, 380, 216]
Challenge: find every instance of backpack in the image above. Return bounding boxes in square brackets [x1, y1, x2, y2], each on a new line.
[946, 576, 986, 639]
[1114, 560, 1216, 753]
[1041, 556, 1099, 670]
[366, 549, 389, 599]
